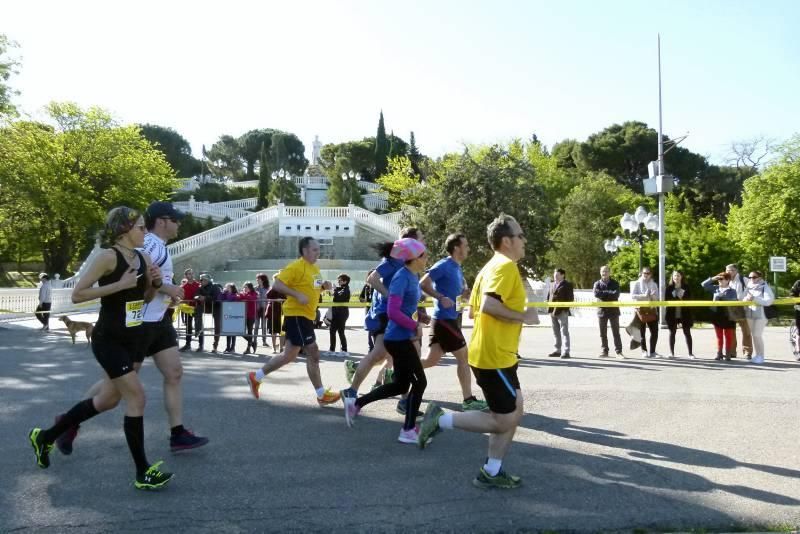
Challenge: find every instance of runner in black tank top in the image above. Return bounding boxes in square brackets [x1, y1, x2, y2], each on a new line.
[28, 206, 174, 491]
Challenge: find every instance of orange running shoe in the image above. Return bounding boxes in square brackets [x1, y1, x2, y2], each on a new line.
[246, 372, 261, 399]
[316, 388, 341, 406]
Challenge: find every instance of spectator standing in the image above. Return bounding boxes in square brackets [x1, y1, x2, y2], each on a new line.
[265, 283, 285, 354]
[179, 268, 200, 351]
[726, 264, 753, 359]
[239, 282, 259, 354]
[329, 274, 351, 355]
[593, 266, 623, 358]
[219, 283, 238, 353]
[632, 267, 660, 358]
[701, 272, 739, 361]
[359, 270, 375, 352]
[743, 271, 775, 364]
[792, 279, 800, 360]
[254, 274, 270, 348]
[195, 274, 222, 353]
[35, 273, 52, 331]
[664, 270, 694, 359]
[546, 268, 573, 359]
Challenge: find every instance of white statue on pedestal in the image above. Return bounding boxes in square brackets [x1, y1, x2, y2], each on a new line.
[312, 135, 322, 165]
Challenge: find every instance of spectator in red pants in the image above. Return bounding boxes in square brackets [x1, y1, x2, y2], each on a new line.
[701, 272, 740, 361]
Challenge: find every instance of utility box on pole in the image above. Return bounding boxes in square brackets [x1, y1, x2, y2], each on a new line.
[643, 175, 674, 196]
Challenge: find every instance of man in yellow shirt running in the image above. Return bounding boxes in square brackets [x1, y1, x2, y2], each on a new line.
[246, 237, 340, 405]
[418, 214, 539, 489]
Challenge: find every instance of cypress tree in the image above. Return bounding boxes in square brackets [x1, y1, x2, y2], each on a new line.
[375, 111, 389, 177]
[257, 141, 270, 208]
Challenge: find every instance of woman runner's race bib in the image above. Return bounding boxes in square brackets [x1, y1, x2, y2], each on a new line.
[125, 300, 144, 328]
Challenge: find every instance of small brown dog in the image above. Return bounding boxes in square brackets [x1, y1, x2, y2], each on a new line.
[59, 316, 94, 345]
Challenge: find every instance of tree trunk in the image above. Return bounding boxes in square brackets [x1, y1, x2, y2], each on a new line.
[42, 220, 73, 275]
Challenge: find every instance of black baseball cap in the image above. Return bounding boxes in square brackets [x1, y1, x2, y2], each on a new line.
[145, 201, 185, 224]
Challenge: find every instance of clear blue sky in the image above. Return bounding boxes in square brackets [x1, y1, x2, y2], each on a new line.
[3, 0, 798, 164]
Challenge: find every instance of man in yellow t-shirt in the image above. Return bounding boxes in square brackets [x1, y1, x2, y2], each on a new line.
[418, 214, 539, 490]
[246, 237, 339, 405]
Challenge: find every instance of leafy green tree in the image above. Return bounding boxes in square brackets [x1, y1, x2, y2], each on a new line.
[171, 183, 256, 203]
[728, 134, 800, 277]
[319, 139, 376, 181]
[550, 139, 580, 169]
[206, 135, 244, 179]
[239, 129, 277, 180]
[376, 156, 425, 212]
[609, 196, 742, 294]
[546, 173, 645, 288]
[0, 34, 20, 117]
[138, 123, 200, 177]
[0, 102, 176, 274]
[375, 111, 389, 177]
[406, 144, 554, 281]
[573, 121, 708, 192]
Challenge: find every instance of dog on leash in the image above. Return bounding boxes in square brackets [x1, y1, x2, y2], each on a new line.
[58, 316, 94, 345]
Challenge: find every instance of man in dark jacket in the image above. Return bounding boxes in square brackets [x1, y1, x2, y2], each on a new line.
[547, 268, 574, 359]
[593, 265, 623, 358]
[195, 273, 222, 352]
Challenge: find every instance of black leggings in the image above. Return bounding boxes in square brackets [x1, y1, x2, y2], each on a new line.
[640, 320, 659, 353]
[668, 321, 693, 355]
[356, 339, 426, 430]
[241, 318, 255, 350]
[329, 315, 348, 352]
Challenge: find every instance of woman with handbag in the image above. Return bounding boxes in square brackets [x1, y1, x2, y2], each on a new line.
[743, 271, 775, 364]
[665, 270, 694, 359]
[701, 272, 739, 360]
[631, 267, 659, 358]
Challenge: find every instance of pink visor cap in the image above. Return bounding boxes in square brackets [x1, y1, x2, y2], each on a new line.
[390, 238, 426, 261]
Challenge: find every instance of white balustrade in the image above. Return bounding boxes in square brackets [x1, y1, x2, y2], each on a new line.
[173, 201, 252, 222]
[168, 205, 282, 258]
[363, 193, 388, 211]
[381, 212, 402, 225]
[0, 288, 99, 322]
[215, 198, 257, 210]
[226, 180, 259, 189]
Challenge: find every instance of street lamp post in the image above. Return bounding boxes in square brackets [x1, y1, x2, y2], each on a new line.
[603, 205, 659, 272]
[341, 170, 361, 205]
[271, 168, 290, 204]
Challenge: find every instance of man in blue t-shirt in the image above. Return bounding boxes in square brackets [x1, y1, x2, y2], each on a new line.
[420, 233, 488, 412]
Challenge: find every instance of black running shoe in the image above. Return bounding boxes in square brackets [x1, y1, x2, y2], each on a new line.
[169, 429, 209, 452]
[29, 428, 54, 469]
[134, 461, 174, 490]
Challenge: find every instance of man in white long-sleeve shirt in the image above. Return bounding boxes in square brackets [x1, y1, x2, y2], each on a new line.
[631, 267, 659, 358]
[35, 273, 52, 331]
[726, 263, 753, 359]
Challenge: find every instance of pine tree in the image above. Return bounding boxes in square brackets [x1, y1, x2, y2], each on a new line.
[408, 131, 422, 178]
[388, 130, 396, 160]
[374, 111, 389, 177]
[257, 141, 270, 209]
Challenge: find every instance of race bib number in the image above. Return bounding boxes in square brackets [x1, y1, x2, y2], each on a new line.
[125, 300, 144, 328]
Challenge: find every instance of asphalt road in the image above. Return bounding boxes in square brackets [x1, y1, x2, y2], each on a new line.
[2, 315, 799, 533]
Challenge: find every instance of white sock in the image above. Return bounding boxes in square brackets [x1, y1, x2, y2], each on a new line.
[315, 386, 326, 397]
[484, 458, 502, 477]
[439, 412, 454, 430]
[255, 369, 265, 381]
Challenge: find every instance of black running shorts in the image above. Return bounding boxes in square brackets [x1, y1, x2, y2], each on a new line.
[283, 316, 316, 347]
[143, 315, 179, 357]
[91, 329, 146, 379]
[368, 312, 389, 336]
[428, 318, 467, 353]
[471, 364, 521, 414]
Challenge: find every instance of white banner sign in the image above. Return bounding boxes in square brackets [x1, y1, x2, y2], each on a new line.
[770, 256, 787, 272]
[220, 301, 246, 335]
